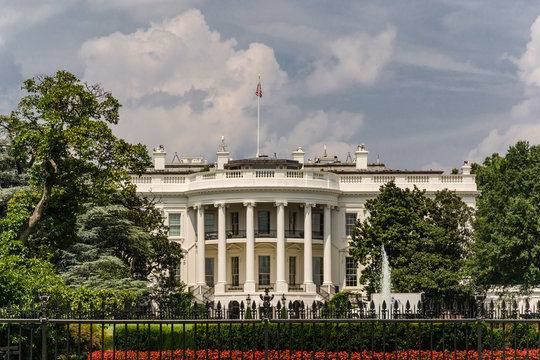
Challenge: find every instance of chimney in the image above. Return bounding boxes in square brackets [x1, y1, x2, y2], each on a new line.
[292, 147, 305, 165]
[355, 144, 368, 170]
[153, 145, 166, 170]
[461, 160, 471, 175]
[216, 136, 230, 170]
[216, 151, 229, 170]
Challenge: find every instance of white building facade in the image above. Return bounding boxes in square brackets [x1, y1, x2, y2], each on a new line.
[133, 144, 478, 306]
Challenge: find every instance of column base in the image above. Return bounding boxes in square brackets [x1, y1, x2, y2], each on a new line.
[304, 282, 316, 293]
[275, 281, 288, 293]
[244, 281, 256, 293]
[215, 282, 226, 294]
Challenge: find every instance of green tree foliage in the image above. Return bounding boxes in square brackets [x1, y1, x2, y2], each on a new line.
[0, 71, 181, 305]
[349, 182, 473, 300]
[0, 115, 30, 217]
[8, 71, 150, 244]
[469, 141, 540, 291]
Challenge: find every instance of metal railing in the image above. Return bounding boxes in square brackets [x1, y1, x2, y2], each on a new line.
[2, 292, 540, 360]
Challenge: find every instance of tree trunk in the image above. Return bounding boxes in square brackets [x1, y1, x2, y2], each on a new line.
[18, 180, 53, 244]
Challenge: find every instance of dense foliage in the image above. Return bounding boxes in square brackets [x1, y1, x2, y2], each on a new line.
[0, 71, 183, 305]
[469, 141, 540, 291]
[348, 182, 474, 300]
[112, 322, 535, 352]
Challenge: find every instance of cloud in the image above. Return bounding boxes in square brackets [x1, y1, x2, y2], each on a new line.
[79, 9, 327, 159]
[468, 123, 540, 162]
[304, 28, 396, 95]
[467, 14, 540, 162]
[397, 49, 496, 76]
[0, 1, 70, 45]
[264, 110, 364, 159]
[516, 15, 540, 88]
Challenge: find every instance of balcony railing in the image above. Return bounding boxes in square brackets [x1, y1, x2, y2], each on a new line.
[255, 230, 277, 238]
[285, 230, 303, 238]
[256, 283, 275, 291]
[225, 284, 243, 292]
[205, 230, 324, 240]
[226, 230, 247, 238]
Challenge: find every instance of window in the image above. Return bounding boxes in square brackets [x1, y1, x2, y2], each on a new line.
[231, 212, 239, 235]
[345, 213, 357, 236]
[174, 262, 181, 282]
[313, 257, 323, 286]
[345, 257, 357, 287]
[289, 256, 296, 285]
[231, 256, 239, 286]
[169, 214, 181, 237]
[205, 258, 214, 287]
[312, 213, 323, 237]
[205, 213, 216, 238]
[258, 211, 270, 234]
[288, 212, 297, 232]
[258, 255, 270, 285]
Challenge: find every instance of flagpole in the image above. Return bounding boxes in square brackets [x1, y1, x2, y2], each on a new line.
[257, 73, 261, 158]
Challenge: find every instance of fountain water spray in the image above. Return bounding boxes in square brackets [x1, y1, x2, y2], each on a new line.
[380, 245, 392, 318]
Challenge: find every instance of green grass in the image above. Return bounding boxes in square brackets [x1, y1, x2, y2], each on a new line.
[103, 323, 195, 350]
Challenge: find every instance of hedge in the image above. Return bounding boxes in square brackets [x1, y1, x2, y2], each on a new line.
[111, 322, 538, 352]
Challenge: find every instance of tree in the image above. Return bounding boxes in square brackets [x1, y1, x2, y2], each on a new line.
[0, 71, 174, 305]
[8, 71, 150, 244]
[0, 115, 30, 217]
[349, 182, 473, 300]
[469, 141, 540, 291]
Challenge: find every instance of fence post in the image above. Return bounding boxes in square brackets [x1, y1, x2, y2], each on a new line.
[260, 289, 274, 360]
[475, 293, 486, 360]
[39, 290, 51, 360]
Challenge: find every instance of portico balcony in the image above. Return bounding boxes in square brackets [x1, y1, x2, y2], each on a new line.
[205, 230, 324, 240]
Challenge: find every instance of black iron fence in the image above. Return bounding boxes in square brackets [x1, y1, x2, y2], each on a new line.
[2, 292, 540, 359]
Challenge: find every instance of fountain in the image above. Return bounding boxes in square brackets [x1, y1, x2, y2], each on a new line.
[370, 246, 422, 318]
[380, 245, 392, 318]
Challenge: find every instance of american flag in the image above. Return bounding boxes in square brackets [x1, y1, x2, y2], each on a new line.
[255, 82, 262, 98]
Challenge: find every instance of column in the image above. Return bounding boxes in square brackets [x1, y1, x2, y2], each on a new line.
[196, 205, 206, 286]
[323, 205, 333, 289]
[275, 201, 288, 293]
[215, 202, 226, 293]
[303, 203, 316, 292]
[244, 202, 256, 293]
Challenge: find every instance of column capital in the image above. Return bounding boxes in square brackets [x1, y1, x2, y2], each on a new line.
[301, 202, 316, 208]
[192, 203, 203, 210]
[243, 201, 256, 207]
[274, 201, 288, 207]
[214, 202, 227, 208]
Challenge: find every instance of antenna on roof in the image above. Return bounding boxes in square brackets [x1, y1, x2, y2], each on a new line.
[219, 136, 228, 152]
[377, 154, 380, 164]
[346, 152, 353, 163]
[323, 144, 327, 157]
[172, 152, 181, 164]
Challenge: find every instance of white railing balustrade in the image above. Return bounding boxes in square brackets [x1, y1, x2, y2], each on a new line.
[256, 170, 274, 178]
[163, 176, 186, 184]
[373, 175, 395, 183]
[407, 175, 429, 183]
[286, 171, 303, 178]
[441, 175, 463, 183]
[340, 175, 362, 183]
[133, 169, 473, 193]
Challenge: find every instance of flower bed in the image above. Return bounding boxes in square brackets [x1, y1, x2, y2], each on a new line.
[89, 349, 539, 360]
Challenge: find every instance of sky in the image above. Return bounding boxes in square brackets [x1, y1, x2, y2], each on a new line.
[1, 1, 540, 172]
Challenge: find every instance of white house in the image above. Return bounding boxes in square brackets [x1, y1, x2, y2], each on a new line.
[132, 143, 478, 307]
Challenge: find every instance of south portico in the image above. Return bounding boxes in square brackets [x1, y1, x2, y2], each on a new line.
[187, 197, 338, 302]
